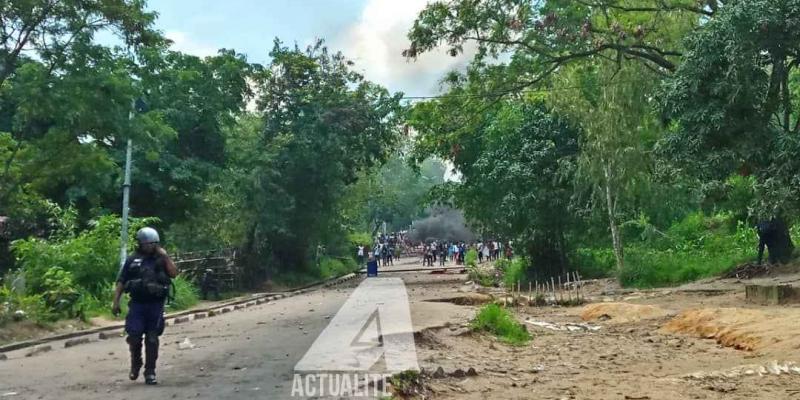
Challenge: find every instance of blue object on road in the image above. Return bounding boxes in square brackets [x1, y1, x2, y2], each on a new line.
[366, 260, 378, 277]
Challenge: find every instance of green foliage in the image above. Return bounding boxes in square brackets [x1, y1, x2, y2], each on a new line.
[12, 213, 157, 296]
[0, 284, 54, 326]
[347, 232, 372, 248]
[571, 248, 616, 279]
[465, 248, 478, 268]
[167, 276, 200, 311]
[659, 0, 800, 219]
[502, 258, 529, 289]
[471, 304, 531, 346]
[40, 266, 81, 318]
[406, 0, 695, 91]
[467, 263, 498, 287]
[388, 370, 423, 398]
[409, 97, 580, 276]
[319, 257, 358, 280]
[243, 40, 405, 273]
[616, 213, 756, 288]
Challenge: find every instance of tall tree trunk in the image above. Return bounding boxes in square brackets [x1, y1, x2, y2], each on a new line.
[603, 164, 624, 271]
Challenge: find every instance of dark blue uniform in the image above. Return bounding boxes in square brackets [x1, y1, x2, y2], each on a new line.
[117, 252, 169, 376]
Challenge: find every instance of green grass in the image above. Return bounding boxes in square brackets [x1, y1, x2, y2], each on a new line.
[501, 257, 528, 289]
[574, 212, 781, 289]
[471, 303, 531, 346]
[319, 256, 358, 280]
[166, 276, 200, 310]
[388, 370, 423, 397]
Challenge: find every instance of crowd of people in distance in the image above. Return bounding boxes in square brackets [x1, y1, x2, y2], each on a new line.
[420, 239, 512, 267]
[355, 232, 514, 269]
[356, 232, 410, 267]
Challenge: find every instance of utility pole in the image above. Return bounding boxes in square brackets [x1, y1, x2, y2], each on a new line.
[119, 136, 132, 268]
[119, 97, 147, 267]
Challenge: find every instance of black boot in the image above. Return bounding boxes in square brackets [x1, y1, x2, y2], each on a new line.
[144, 370, 157, 385]
[126, 335, 143, 381]
[144, 332, 159, 385]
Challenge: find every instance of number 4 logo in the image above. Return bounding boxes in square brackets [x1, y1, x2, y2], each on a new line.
[295, 277, 419, 373]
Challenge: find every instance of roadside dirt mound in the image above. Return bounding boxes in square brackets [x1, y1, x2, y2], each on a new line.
[580, 302, 671, 323]
[425, 293, 494, 306]
[662, 307, 800, 354]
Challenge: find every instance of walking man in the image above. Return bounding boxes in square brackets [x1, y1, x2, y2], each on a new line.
[112, 227, 178, 385]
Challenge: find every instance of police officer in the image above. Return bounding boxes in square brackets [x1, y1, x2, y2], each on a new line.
[200, 268, 220, 300]
[112, 227, 178, 385]
[756, 217, 795, 265]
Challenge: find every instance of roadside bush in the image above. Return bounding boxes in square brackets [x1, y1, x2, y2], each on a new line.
[320, 257, 358, 280]
[465, 248, 478, 268]
[167, 276, 200, 311]
[571, 248, 616, 279]
[12, 213, 157, 297]
[0, 285, 55, 325]
[40, 266, 82, 319]
[467, 264, 497, 287]
[617, 213, 755, 288]
[502, 257, 529, 289]
[471, 303, 530, 346]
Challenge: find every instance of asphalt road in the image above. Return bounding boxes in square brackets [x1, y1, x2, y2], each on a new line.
[0, 283, 358, 400]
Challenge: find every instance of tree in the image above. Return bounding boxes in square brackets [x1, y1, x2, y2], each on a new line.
[409, 76, 581, 276]
[0, 0, 160, 87]
[128, 47, 261, 225]
[245, 40, 404, 275]
[660, 0, 800, 261]
[405, 0, 701, 94]
[552, 62, 660, 271]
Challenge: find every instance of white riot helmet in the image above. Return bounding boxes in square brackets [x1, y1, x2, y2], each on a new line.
[135, 227, 160, 244]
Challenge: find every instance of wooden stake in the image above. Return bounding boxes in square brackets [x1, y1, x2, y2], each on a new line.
[566, 272, 572, 303]
[557, 275, 563, 303]
[550, 277, 555, 304]
[571, 271, 578, 302]
[528, 281, 532, 305]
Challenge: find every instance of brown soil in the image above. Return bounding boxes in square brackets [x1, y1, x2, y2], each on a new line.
[424, 293, 494, 306]
[580, 302, 672, 324]
[403, 270, 800, 400]
[663, 307, 800, 354]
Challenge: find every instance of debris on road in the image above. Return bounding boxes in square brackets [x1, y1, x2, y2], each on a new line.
[178, 338, 196, 350]
[524, 319, 601, 332]
[25, 345, 52, 357]
[64, 337, 91, 348]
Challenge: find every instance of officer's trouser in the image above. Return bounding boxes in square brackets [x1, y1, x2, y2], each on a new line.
[125, 301, 165, 373]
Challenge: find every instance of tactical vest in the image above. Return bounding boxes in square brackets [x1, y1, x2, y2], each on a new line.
[124, 256, 171, 302]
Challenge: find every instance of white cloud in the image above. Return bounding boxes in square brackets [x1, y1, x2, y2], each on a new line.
[164, 30, 218, 58]
[334, 0, 475, 97]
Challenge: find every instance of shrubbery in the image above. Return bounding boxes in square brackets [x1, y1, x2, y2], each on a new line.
[320, 256, 358, 280]
[1, 210, 202, 326]
[575, 212, 778, 288]
[471, 303, 530, 345]
[465, 248, 478, 268]
[501, 257, 529, 289]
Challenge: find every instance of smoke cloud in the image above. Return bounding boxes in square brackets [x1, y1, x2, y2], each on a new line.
[407, 207, 475, 243]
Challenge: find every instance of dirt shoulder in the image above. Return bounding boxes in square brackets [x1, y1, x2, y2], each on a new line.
[399, 268, 800, 400]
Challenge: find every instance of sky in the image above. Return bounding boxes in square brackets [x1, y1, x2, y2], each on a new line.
[146, 0, 475, 97]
